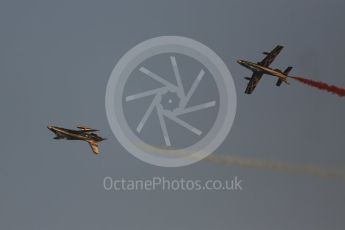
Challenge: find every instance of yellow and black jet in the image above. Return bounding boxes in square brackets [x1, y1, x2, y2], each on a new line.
[47, 125, 106, 155]
[237, 45, 293, 94]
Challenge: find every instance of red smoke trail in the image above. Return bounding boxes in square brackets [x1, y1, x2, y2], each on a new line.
[291, 76, 345, 97]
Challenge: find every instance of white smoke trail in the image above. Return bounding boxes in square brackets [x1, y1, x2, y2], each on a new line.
[139, 143, 345, 181]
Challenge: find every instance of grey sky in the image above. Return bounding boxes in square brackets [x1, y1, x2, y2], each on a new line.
[1, 0, 345, 229]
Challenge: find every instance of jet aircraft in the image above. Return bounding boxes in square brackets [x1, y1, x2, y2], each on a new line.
[47, 125, 106, 155]
[237, 45, 293, 94]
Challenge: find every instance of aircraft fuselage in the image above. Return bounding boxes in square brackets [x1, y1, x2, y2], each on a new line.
[47, 126, 104, 142]
[237, 60, 288, 83]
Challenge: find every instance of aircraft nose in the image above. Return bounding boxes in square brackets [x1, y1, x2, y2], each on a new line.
[237, 60, 243, 64]
[47, 125, 53, 130]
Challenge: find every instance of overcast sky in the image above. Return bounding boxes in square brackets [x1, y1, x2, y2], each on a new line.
[1, 0, 345, 229]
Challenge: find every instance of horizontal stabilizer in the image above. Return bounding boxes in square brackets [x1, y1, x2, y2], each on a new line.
[283, 66, 293, 75]
[276, 79, 283, 86]
[262, 52, 269, 55]
[244, 77, 251, 81]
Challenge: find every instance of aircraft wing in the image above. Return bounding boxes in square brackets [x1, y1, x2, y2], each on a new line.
[77, 126, 99, 132]
[245, 72, 264, 94]
[258, 45, 283, 67]
[78, 129, 99, 133]
[87, 141, 100, 155]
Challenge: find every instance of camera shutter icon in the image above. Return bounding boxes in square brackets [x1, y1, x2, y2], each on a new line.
[106, 36, 236, 167]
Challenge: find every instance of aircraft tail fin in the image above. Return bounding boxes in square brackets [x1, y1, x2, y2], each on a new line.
[87, 141, 100, 155]
[276, 66, 293, 87]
